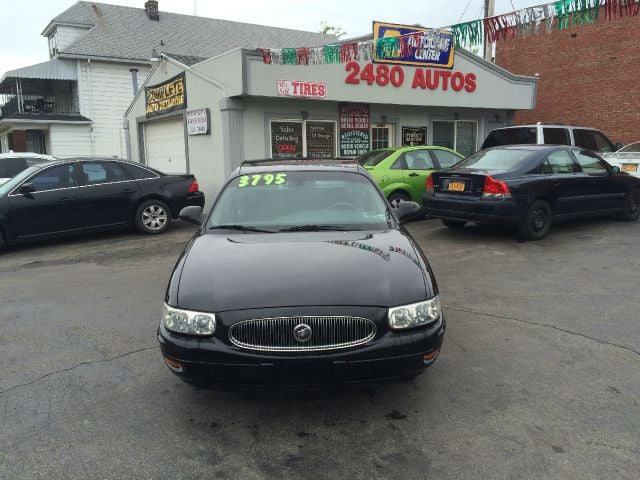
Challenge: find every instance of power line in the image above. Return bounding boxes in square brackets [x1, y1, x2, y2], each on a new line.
[458, 0, 474, 23]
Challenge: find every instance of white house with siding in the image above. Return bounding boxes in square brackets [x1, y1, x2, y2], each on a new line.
[0, 1, 334, 159]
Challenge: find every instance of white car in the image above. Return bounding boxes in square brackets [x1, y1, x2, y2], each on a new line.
[0, 153, 57, 185]
[603, 142, 640, 177]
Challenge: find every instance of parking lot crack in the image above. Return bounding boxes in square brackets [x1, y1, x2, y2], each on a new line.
[0, 346, 159, 396]
[443, 306, 640, 358]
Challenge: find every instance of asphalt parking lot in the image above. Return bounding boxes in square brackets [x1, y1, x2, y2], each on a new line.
[1, 218, 638, 480]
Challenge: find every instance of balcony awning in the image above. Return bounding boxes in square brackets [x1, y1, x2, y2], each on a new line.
[0, 59, 77, 94]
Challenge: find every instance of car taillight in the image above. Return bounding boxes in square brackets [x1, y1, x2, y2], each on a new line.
[482, 176, 511, 199]
[187, 178, 199, 194]
[425, 174, 434, 193]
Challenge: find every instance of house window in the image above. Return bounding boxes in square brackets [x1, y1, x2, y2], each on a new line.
[26, 131, 47, 154]
[48, 33, 59, 58]
[433, 120, 478, 157]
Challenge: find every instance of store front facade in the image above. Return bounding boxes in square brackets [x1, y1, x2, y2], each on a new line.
[124, 46, 537, 202]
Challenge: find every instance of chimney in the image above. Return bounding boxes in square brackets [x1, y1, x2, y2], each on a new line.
[145, 0, 159, 20]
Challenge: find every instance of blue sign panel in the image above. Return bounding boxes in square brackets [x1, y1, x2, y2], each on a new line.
[373, 21, 455, 69]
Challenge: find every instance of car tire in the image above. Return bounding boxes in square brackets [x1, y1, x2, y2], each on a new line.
[134, 199, 171, 235]
[388, 191, 410, 207]
[619, 189, 640, 221]
[441, 219, 466, 229]
[517, 199, 552, 241]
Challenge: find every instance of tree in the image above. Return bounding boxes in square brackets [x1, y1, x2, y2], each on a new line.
[320, 21, 347, 39]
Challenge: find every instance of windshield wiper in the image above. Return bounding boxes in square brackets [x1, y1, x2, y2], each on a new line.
[209, 224, 275, 233]
[278, 225, 350, 232]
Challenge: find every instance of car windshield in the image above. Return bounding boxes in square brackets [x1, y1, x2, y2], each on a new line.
[619, 142, 640, 153]
[356, 150, 394, 167]
[454, 149, 534, 171]
[0, 165, 41, 196]
[208, 170, 392, 232]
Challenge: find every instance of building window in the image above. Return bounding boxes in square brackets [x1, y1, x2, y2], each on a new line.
[305, 121, 336, 158]
[270, 120, 336, 159]
[433, 120, 478, 157]
[371, 124, 393, 149]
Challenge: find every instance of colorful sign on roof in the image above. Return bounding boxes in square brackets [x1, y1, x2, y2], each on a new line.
[373, 21, 455, 69]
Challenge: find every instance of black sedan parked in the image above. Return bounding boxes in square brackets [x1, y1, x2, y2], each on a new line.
[423, 145, 640, 240]
[158, 160, 445, 389]
[0, 158, 204, 247]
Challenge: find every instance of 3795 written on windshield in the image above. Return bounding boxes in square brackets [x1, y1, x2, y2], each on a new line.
[238, 173, 287, 187]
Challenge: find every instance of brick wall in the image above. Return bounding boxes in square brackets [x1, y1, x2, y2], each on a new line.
[494, 8, 640, 144]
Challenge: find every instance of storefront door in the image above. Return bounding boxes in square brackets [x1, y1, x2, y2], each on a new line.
[371, 124, 394, 149]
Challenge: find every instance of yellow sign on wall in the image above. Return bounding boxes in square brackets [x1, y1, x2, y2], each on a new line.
[145, 73, 187, 118]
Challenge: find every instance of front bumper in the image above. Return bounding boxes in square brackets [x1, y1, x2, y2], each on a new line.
[158, 308, 445, 389]
[423, 193, 524, 225]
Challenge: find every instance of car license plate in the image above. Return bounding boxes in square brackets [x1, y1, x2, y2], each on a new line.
[622, 164, 638, 172]
[447, 181, 465, 192]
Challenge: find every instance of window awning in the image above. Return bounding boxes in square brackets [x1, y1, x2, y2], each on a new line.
[0, 59, 77, 94]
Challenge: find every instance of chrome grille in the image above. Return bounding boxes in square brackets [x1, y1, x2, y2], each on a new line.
[228, 316, 377, 352]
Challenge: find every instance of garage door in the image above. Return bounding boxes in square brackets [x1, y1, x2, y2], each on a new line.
[144, 117, 187, 173]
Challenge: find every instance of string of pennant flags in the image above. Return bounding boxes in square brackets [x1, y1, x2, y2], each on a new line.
[455, 0, 639, 46]
[256, 0, 640, 66]
[258, 30, 453, 65]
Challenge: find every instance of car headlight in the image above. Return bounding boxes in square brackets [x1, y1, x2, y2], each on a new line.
[388, 296, 441, 330]
[162, 303, 216, 335]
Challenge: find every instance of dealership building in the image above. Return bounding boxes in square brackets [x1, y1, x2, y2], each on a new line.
[124, 36, 537, 201]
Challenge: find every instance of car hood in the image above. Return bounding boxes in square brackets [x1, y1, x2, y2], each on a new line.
[173, 230, 434, 312]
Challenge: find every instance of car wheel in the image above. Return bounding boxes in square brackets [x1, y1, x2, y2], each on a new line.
[441, 219, 466, 229]
[135, 199, 171, 234]
[517, 199, 552, 241]
[619, 189, 640, 221]
[388, 191, 410, 207]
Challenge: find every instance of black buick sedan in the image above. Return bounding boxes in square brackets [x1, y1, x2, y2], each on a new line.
[423, 145, 640, 240]
[0, 158, 204, 247]
[158, 160, 445, 389]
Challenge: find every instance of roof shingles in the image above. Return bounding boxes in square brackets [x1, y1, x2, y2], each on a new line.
[50, 2, 337, 62]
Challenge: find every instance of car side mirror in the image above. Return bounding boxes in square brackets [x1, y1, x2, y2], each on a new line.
[179, 206, 204, 225]
[614, 142, 624, 151]
[610, 166, 620, 174]
[394, 201, 421, 223]
[19, 182, 36, 194]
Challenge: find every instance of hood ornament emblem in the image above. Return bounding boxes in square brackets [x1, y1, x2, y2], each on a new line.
[293, 323, 312, 343]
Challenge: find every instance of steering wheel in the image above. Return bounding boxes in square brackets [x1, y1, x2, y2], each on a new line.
[326, 202, 359, 211]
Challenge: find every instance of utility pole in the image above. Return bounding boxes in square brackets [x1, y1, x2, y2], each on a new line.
[484, 0, 495, 61]
[193, 0, 198, 16]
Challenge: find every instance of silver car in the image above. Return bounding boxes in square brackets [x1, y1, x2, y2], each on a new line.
[603, 142, 640, 178]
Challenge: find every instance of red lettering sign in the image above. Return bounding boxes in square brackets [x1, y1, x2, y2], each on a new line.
[277, 144, 298, 153]
[277, 80, 327, 99]
[345, 63, 476, 93]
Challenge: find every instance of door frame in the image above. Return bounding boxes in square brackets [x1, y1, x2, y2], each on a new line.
[370, 123, 395, 149]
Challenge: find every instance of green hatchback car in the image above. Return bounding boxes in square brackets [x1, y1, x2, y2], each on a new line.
[356, 146, 464, 204]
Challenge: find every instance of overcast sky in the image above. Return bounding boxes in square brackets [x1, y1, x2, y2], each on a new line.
[0, 0, 544, 74]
